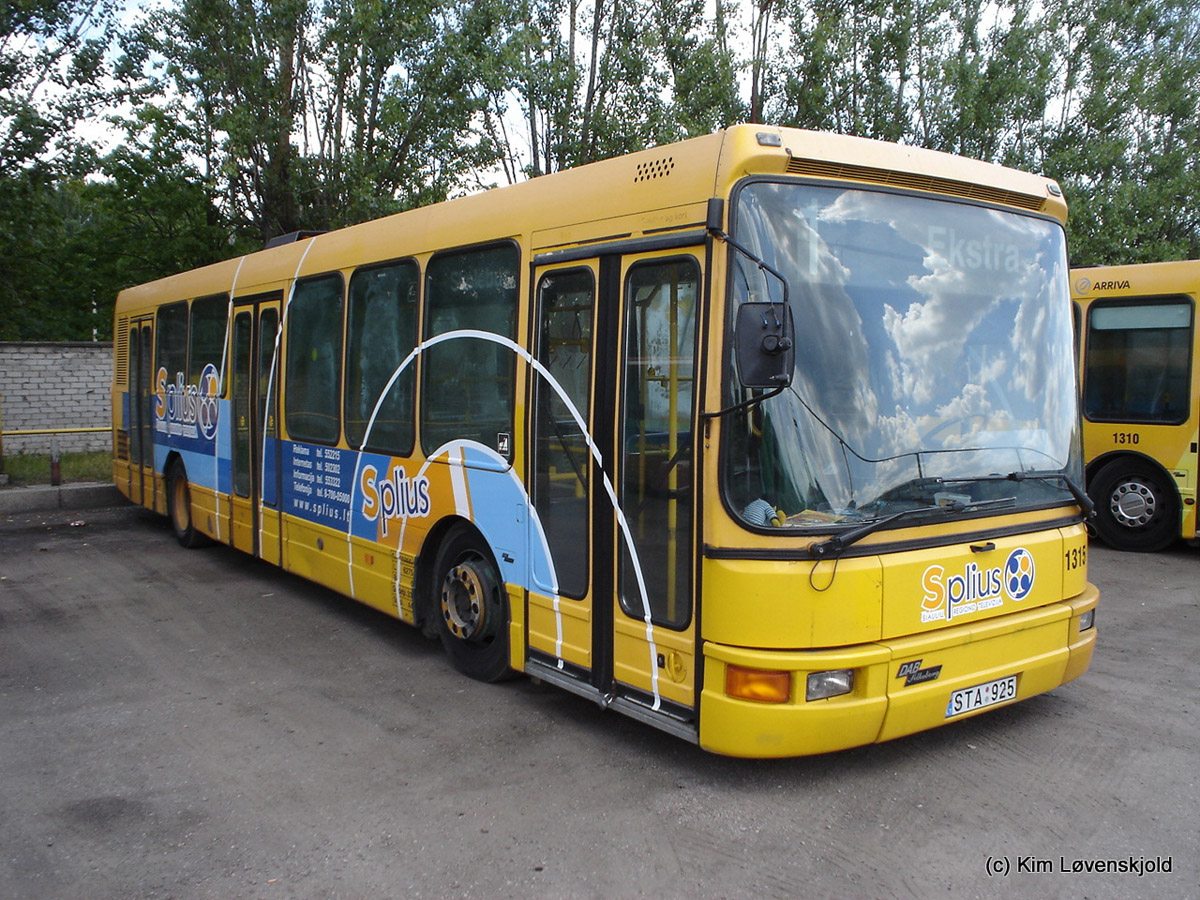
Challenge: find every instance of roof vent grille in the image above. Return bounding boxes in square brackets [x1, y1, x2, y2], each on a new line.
[634, 156, 675, 183]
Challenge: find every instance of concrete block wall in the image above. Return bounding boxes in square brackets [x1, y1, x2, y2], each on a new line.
[0, 342, 113, 455]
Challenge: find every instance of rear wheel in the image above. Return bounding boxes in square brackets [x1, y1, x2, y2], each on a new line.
[167, 462, 209, 548]
[1090, 459, 1178, 552]
[431, 525, 512, 682]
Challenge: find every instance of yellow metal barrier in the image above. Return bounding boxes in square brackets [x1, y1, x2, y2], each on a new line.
[1, 427, 110, 436]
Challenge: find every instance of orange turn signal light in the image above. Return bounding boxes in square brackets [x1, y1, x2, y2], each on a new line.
[725, 665, 791, 704]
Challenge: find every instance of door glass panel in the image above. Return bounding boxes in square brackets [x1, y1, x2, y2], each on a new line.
[532, 268, 595, 599]
[258, 308, 280, 506]
[232, 312, 252, 497]
[619, 258, 698, 629]
[129, 327, 142, 467]
[259, 308, 279, 441]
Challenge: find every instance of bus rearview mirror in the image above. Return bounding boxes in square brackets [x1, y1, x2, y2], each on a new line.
[735, 302, 795, 389]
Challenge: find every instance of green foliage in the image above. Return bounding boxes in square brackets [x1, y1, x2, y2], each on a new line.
[0, 105, 235, 341]
[1, 0, 116, 175]
[481, 0, 742, 178]
[1044, 0, 1200, 264]
[1, 0, 118, 340]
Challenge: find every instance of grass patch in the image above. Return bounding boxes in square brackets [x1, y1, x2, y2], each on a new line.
[1, 450, 112, 485]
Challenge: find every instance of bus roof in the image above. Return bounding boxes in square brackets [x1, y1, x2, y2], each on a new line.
[115, 124, 1067, 314]
[1071, 258, 1200, 300]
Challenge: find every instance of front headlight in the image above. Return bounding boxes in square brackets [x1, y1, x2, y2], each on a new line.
[806, 669, 854, 701]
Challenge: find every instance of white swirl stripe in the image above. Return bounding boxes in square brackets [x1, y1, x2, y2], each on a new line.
[259, 240, 317, 556]
[212, 255, 245, 543]
[345, 328, 662, 709]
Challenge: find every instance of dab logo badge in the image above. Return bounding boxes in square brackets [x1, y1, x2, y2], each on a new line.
[921, 547, 1036, 623]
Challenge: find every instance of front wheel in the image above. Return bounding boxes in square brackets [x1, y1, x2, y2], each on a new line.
[1089, 460, 1178, 552]
[431, 525, 512, 682]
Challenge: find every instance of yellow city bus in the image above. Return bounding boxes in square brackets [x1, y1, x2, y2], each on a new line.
[1072, 259, 1200, 551]
[112, 125, 1097, 757]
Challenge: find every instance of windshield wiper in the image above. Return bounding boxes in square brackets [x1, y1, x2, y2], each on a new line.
[1009, 470, 1094, 518]
[931, 470, 1094, 519]
[809, 496, 1017, 559]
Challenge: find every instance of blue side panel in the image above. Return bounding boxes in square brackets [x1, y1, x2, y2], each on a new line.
[276, 437, 556, 596]
[219, 397, 233, 494]
[151, 366, 223, 480]
[460, 463, 532, 591]
[281, 441, 353, 530]
[261, 438, 279, 507]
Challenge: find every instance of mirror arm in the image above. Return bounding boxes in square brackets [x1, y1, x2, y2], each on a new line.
[700, 383, 787, 423]
[703, 223, 795, 424]
[707, 226, 790, 309]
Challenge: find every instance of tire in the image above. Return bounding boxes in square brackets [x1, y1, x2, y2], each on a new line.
[167, 461, 209, 549]
[431, 524, 512, 682]
[1089, 459, 1178, 552]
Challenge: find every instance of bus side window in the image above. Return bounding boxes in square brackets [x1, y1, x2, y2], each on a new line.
[421, 243, 519, 455]
[189, 294, 229, 382]
[345, 261, 419, 453]
[1084, 299, 1192, 424]
[156, 301, 188, 385]
[285, 274, 344, 445]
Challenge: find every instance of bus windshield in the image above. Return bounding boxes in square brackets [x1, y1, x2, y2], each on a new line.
[723, 180, 1082, 529]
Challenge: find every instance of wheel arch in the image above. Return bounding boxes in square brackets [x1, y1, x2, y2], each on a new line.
[163, 449, 184, 479]
[1086, 450, 1177, 498]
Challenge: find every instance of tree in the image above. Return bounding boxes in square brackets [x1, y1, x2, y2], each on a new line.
[1, 0, 117, 340]
[1, 0, 115, 174]
[482, 0, 740, 180]
[132, 0, 310, 243]
[1044, 0, 1200, 264]
[6, 0, 1200, 343]
[302, 0, 509, 223]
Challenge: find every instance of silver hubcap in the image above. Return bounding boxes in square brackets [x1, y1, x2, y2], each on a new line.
[440, 556, 493, 641]
[1110, 479, 1156, 528]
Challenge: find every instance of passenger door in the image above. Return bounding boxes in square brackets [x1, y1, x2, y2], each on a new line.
[229, 295, 282, 560]
[527, 249, 702, 730]
[126, 319, 155, 508]
[611, 252, 701, 716]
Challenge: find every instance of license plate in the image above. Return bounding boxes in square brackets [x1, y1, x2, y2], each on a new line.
[945, 675, 1018, 718]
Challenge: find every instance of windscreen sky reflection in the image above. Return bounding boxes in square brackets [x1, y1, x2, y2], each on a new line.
[724, 180, 1081, 529]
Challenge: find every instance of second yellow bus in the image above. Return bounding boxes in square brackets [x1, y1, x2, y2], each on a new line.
[1073, 259, 1200, 551]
